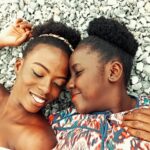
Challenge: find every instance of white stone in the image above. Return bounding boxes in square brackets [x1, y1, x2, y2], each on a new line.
[139, 7, 145, 14]
[1, 69, 6, 74]
[136, 47, 143, 58]
[53, 7, 61, 15]
[28, 8, 34, 14]
[145, 87, 150, 94]
[143, 65, 150, 75]
[144, 37, 150, 42]
[36, 0, 45, 5]
[0, 79, 5, 84]
[136, 62, 144, 72]
[137, 1, 145, 8]
[107, 0, 117, 5]
[23, 0, 30, 4]
[127, 0, 136, 3]
[9, 58, 16, 65]
[17, 10, 24, 18]
[53, 15, 61, 22]
[129, 20, 137, 29]
[78, 17, 85, 25]
[131, 76, 139, 84]
[143, 81, 150, 89]
[145, 2, 150, 13]
[5, 80, 13, 88]
[19, 0, 24, 9]
[115, 9, 126, 18]
[146, 56, 150, 64]
[145, 46, 150, 51]
[140, 52, 149, 60]
[139, 18, 147, 26]
[0, 60, 3, 65]
[30, 2, 37, 9]
[132, 83, 142, 91]
[19, 53, 23, 58]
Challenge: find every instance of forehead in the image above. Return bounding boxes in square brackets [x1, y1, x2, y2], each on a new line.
[25, 43, 69, 67]
[27, 43, 67, 59]
[24, 43, 69, 73]
[70, 46, 100, 66]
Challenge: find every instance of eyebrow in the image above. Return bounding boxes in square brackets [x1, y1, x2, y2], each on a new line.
[72, 63, 80, 70]
[33, 62, 49, 73]
[33, 62, 67, 80]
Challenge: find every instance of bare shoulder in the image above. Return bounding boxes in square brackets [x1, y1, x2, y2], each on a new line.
[0, 84, 9, 102]
[16, 123, 57, 150]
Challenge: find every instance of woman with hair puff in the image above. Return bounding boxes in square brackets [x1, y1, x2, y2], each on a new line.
[50, 17, 150, 149]
[0, 19, 80, 150]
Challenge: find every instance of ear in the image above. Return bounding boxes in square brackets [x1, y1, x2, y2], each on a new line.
[14, 58, 24, 75]
[108, 60, 123, 83]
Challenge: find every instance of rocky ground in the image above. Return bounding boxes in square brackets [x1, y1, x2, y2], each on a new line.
[0, 0, 150, 115]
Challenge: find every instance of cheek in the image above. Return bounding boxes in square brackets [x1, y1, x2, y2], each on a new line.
[17, 69, 36, 87]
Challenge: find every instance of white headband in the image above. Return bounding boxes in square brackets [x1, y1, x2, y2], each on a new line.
[39, 33, 74, 52]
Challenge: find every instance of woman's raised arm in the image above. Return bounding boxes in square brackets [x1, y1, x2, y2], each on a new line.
[0, 18, 32, 47]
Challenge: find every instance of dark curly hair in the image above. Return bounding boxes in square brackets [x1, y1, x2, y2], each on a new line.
[23, 19, 81, 57]
[79, 16, 138, 87]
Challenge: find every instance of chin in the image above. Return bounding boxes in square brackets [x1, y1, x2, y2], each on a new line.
[76, 107, 88, 114]
[23, 103, 41, 113]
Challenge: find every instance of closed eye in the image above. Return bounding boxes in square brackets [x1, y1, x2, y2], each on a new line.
[75, 70, 83, 77]
[53, 82, 65, 90]
[32, 70, 43, 78]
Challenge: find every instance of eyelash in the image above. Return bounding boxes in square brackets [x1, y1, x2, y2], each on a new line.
[32, 70, 65, 89]
[75, 70, 83, 77]
[32, 70, 43, 78]
[53, 82, 64, 89]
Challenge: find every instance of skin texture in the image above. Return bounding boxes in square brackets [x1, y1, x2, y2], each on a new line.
[122, 107, 150, 142]
[0, 18, 32, 47]
[67, 45, 150, 142]
[13, 44, 69, 113]
[0, 19, 69, 149]
[67, 45, 136, 114]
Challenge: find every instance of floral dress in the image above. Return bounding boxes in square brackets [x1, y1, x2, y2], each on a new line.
[49, 95, 150, 150]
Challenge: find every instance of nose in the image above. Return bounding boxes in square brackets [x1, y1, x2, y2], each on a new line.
[66, 77, 75, 91]
[38, 78, 51, 95]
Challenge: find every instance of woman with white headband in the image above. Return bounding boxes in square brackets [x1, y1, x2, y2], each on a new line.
[0, 18, 80, 150]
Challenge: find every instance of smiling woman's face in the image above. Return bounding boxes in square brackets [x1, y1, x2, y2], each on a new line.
[67, 45, 111, 114]
[13, 43, 69, 113]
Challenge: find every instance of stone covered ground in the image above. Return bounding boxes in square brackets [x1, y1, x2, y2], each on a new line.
[0, 0, 150, 117]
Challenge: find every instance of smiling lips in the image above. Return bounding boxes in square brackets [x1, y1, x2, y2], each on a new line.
[31, 93, 46, 105]
[71, 92, 80, 101]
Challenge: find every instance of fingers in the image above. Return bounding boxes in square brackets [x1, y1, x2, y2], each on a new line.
[124, 108, 150, 124]
[122, 107, 150, 141]
[15, 18, 32, 31]
[122, 120, 150, 132]
[14, 31, 30, 46]
[15, 18, 23, 24]
[127, 128, 150, 142]
[19, 21, 32, 29]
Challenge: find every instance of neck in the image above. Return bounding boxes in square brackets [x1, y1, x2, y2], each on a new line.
[1, 90, 31, 122]
[108, 85, 136, 113]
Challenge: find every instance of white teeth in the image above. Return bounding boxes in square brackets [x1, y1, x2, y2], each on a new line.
[31, 94, 45, 104]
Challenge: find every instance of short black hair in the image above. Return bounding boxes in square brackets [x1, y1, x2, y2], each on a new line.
[23, 19, 81, 58]
[79, 16, 138, 87]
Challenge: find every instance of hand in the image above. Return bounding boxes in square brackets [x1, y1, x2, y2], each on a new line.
[0, 18, 32, 47]
[122, 107, 150, 141]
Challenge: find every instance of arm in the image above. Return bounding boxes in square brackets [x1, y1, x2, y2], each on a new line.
[122, 107, 150, 141]
[0, 18, 32, 47]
